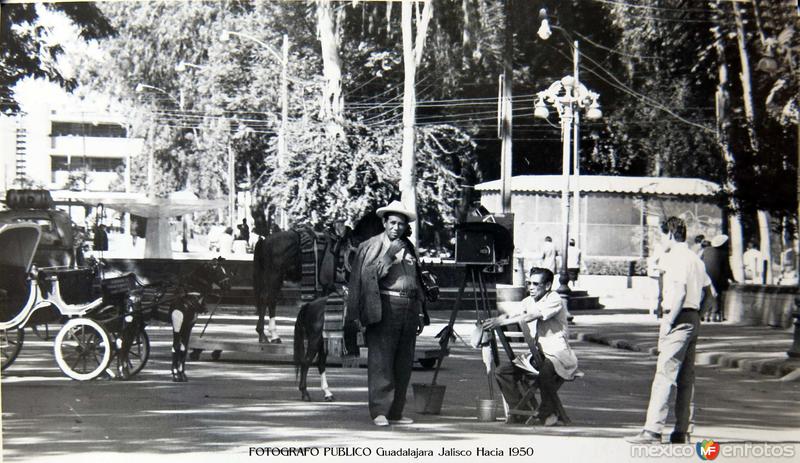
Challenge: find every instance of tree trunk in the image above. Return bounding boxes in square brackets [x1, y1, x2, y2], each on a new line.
[732, 0, 759, 152]
[462, 0, 471, 69]
[757, 210, 772, 283]
[732, 0, 773, 282]
[713, 10, 745, 281]
[400, 0, 432, 245]
[316, 0, 344, 137]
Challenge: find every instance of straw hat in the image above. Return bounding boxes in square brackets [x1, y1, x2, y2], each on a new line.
[375, 200, 417, 223]
[711, 234, 729, 248]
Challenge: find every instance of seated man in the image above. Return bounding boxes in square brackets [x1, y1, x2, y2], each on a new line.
[483, 267, 578, 426]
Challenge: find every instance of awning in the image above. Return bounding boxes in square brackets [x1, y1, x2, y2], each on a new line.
[475, 175, 720, 197]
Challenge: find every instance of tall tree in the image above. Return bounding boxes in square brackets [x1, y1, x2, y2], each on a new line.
[1, 2, 112, 113]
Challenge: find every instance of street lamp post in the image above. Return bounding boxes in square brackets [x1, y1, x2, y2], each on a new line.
[538, 12, 585, 255]
[534, 76, 601, 296]
[220, 30, 291, 230]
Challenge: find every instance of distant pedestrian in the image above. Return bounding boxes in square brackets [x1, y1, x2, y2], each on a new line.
[743, 241, 764, 283]
[237, 218, 250, 242]
[627, 216, 714, 445]
[219, 227, 235, 255]
[702, 234, 734, 322]
[539, 236, 557, 275]
[566, 238, 582, 287]
[93, 224, 109, 252]
[131, 219, 139, 247]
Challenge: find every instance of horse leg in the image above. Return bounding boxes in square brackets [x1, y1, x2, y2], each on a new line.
[116, 314, 137, 380]
[299, 361, 312, 401]
[318, 340, 333, 401]
[171, 310, 188, 383]
[179, 319, 194, 382]
[255, 283, 269, 343]
[267, 296, 281, 344]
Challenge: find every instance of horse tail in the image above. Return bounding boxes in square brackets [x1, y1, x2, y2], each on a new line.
[293, 303, 307, 379]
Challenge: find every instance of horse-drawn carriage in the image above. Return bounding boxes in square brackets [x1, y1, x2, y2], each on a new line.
[0, 222, 122, 379]
[0, 222, 231, 382]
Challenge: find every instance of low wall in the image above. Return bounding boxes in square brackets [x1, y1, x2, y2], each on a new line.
[103, 258, 255, 287]
[724, 284, 798, 328]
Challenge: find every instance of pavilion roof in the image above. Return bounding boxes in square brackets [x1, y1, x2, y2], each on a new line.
[475, 175, 720, 197]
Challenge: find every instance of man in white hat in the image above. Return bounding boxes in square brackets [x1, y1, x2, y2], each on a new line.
[346, 200, 429, 427]
[701, 234, 734, 322]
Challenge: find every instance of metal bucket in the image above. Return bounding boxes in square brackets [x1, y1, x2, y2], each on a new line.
[412, 383, 446, 415]
[476, 399, 497, 422]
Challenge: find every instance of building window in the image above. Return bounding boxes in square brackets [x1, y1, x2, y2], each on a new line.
[51, 121, 127, 138]
[51, 156, 125, 175]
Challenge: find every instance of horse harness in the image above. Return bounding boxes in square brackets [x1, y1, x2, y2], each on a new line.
[296, 228, 347, 347]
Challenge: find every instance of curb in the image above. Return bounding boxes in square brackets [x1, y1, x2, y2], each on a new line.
[578, 331, 800, 381]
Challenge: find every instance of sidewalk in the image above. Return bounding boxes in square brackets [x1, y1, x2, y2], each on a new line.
[569, 309, 800, 381]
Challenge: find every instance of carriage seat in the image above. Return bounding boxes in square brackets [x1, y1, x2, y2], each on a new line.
[0, 264, 31, 324]
[37, 267, 96, 304]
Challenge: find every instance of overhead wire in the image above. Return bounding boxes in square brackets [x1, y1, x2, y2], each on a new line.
[587, 0, 715, 13]
[546, 45, 715, 133]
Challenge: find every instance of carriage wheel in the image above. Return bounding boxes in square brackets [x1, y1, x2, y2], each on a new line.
[1, 328, 24, 371]
[115, 329, 150, 378]
[54, 318, 112, 381]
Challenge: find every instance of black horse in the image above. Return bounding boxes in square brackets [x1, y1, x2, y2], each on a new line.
[252, 229, 342, 344]
[293, 295, 336, 401]
[120, 257, 232, 382]
[253, 216, 383, 400]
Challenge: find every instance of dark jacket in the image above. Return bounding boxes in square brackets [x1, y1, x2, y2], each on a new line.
[345, 233, 429, 326]
[702, 245, 734, 292]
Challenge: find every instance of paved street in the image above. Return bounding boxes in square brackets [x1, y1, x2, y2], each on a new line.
[2, 309, 799, 463]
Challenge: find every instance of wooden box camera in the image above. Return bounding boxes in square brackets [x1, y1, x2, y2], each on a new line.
[455, 229, 496, 265]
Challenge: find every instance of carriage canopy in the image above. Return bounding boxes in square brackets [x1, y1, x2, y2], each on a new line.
[0, 223, 42, 271]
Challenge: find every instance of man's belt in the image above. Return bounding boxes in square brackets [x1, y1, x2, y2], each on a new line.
[664, 308, 699, 314]
[380, 289, 418, 298]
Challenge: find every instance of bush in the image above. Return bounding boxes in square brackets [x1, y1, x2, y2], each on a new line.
[584, 257, 648, 276]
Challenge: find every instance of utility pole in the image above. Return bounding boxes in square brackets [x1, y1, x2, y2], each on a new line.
[572, 41, 581, 249]
[499, 0, 513, 213]
[228, 144, 235, 229]
[278, 33, 289, 230]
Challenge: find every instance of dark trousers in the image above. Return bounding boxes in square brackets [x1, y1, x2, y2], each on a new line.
[495, 357, 563, 420]
[365, 294, 419, 420]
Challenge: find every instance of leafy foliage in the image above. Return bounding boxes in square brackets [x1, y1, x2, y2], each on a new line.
[1, 2, 112, 113]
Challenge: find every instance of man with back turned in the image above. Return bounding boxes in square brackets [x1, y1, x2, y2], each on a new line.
[627, 217, 713, 444]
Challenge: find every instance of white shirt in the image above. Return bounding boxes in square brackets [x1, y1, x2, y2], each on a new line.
[540, 241, 557, 273]
[659, 242, 711, 309]
[514, 291, 578, 380]
[567, 246, 581, 269]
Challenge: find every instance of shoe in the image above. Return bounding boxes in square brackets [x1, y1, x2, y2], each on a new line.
[505, 414, 527, 425]
[373, 415, 389, 427]
[625, 430, 663, 444]
[670, 432, 690, 444]
[388, 417, 414, 425]
[542, 414, 559, 427]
